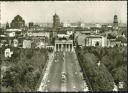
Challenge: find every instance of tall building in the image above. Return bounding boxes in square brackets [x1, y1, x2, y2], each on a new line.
[29, 22, 34, 28]
[10, 15, 25, 29]
[52, 13, 61, 42]
[113, 15, 118, 30]
[6, 22, 9, 29]
[53, 13, 60, 29]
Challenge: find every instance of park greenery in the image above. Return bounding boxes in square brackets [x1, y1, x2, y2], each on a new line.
[76, 46, 127, 91]
[1, 48, 48, 92]
[0, 45, 127, 92]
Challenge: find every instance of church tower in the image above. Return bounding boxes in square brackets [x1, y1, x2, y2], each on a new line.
[53, 13, 60, 29]
[113, 15, 118, 30]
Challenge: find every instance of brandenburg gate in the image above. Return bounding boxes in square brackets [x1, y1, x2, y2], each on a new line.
[54, 40, 74, 51]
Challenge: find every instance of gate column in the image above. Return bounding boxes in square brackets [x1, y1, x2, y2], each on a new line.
[55, 44, 56, 51]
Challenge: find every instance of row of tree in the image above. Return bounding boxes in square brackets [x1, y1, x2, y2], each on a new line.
[1, 48, 48, 92]
[76, 46, 127, 91]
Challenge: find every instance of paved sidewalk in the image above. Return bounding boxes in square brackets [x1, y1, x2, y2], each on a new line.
[73, 50, 89, 92]
[38, 52, 54, 92]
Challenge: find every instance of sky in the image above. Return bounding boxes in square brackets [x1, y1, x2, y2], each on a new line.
[1, 1, 127, 24]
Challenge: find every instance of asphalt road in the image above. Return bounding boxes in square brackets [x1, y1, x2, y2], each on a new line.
[65, 52, 83, 91]
[46, 52, 63, 92]
[42, 51, 86, 92]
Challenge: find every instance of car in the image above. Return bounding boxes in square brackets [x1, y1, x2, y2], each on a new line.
[55, 60, 57, 63]
[47, 80, 50, 83]
[62, 75, 66, 79]
[45, 89, 48, 92]
[61, 74, 66, 83]
[73, 86, 76, 89]
[75, 72, 77, 74]
[62, 78, 66, 83]
[83, 87, 89, 92]
[61, 71, 65, 74]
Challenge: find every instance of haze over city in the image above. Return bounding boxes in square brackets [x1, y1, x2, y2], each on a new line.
[1, 1, 127, 24]
[0, 1, 127, 92]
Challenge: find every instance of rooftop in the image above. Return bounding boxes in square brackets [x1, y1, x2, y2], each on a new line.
[86, 35, 104, 38]
[55, 40, 73, 43]
[6, 29, 22, 32]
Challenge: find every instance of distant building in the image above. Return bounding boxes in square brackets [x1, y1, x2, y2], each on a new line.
[31, 36, 49, 48]
[53, 13, 60, 29]
[90, 27, 100, 34]
[70, 24, 78, 27]
[52, 13, 61, 39]
[77, 34, 86, 46]
[67, 31, 73, 36]
[4, 48, 13, 58]
[5, 29, 22, 37]
[0, 38, 8, 47]
[81, 31, 91, 35]
[77, 21, 85, 28]
[36, 23, 53, 28]
[13, 39, 18, 47]
[27, 31, 50, 38]
[28, 23, 45, 31]
[57, 34, 69, 39]
[80, 23, 85, 28]
[0, 28, 4, 34]
[23, 40, 31, 48]
[9, 32, 15, 37]
[29, 22, 34, 28]
[63, 22, 71, 27]
[54, 39, 73, 51]
[35, 41, 46, 48]
[6, 22, 10, 29]
[102, 24, 108, 28]
[85, 35, 107, 47]
[10, 15, 25, 29]
[46, 45, 54, 50]
[113, 15, 118, 30]
[95, 23, 101, 28]
[107, 39, 121, 47]
[118, 82, 124, 89]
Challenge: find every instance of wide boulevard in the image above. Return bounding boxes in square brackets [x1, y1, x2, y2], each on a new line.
[38, 51, 88, 92]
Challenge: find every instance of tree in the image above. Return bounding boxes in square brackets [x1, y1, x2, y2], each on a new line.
[1, 48, 48, 92]
[77, 47, 115, 91]
[107, 33, 116, 39]
[2, 69, 15, 87]
[112, 65, 127, 83]
[116, 36, 127, 43]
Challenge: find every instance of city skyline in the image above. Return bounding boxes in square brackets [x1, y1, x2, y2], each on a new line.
[1, 1, 127, 24]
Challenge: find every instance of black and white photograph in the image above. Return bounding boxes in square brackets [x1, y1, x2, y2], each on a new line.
[0, 1, 127, 92]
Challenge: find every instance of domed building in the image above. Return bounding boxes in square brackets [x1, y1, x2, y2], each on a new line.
[10, 15, 25, 29]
